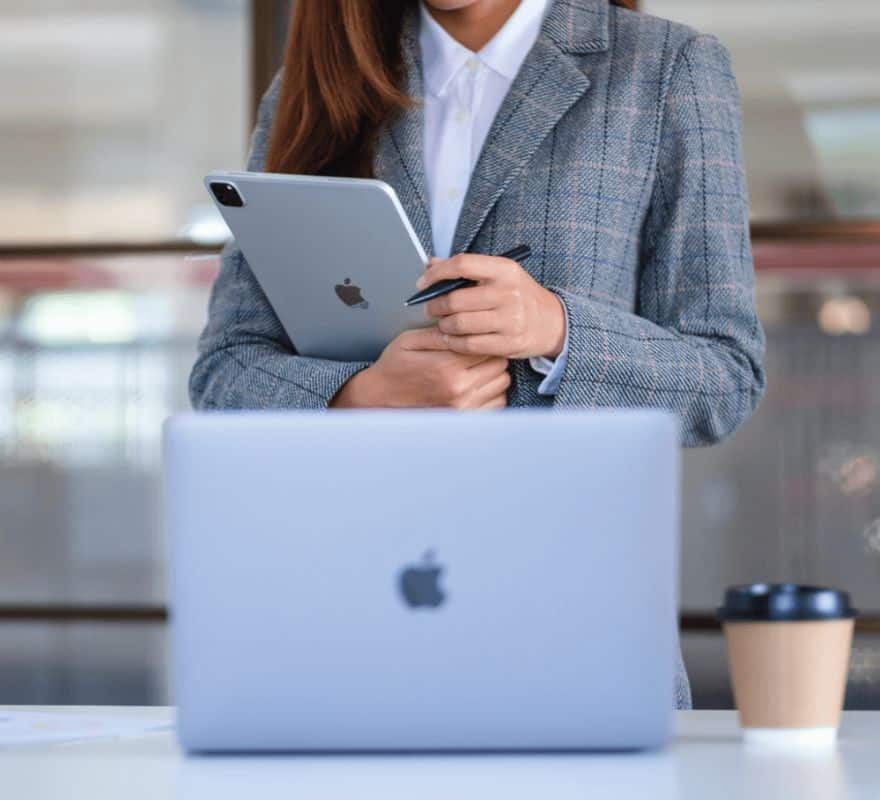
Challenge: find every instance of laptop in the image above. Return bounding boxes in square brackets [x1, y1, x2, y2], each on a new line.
[164, 410, 679, 752]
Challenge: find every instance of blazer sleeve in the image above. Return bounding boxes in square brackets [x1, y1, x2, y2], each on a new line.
[549, 35, 766, 446]
[189, 74, 371, 410]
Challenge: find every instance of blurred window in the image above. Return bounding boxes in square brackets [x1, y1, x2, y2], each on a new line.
[0, 252, 214, 615]
[0, 0, 250, 246]
[642, 0, 880, 223]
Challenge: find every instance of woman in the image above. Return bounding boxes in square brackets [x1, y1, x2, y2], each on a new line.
[191, 0, 765, 707]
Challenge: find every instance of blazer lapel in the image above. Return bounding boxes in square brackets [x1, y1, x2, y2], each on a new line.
[451, 0, 610, 255]
[374, 11, 434, 257]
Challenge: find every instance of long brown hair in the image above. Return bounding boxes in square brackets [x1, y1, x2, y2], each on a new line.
[266, 1, 638, 178]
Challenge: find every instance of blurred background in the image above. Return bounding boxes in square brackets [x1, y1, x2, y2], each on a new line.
[1, 0, 879, 708]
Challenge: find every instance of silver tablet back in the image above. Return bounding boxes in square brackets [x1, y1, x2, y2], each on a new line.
[206, 171, 432, 362]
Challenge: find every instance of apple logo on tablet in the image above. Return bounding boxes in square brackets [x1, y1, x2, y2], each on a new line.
[398, 550, 446, 609]
[335, 278, 369, 310]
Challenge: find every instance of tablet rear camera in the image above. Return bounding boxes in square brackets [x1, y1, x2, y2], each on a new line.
[210, 182, 244, 208]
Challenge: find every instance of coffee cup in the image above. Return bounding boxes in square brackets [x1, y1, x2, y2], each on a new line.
[718, 583, 856, 747]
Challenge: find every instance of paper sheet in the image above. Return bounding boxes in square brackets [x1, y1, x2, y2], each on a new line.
[0, 710, 174, 747]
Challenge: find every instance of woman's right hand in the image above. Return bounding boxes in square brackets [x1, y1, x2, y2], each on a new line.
[331, 327, 509, 409]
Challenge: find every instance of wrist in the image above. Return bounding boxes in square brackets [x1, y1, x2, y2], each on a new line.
[330, 366, 381, 408]
[539, 290, 566, 359]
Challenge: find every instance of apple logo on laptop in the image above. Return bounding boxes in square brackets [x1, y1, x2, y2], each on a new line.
[335, 278, 369, 310]
[398, 550, 445, 609]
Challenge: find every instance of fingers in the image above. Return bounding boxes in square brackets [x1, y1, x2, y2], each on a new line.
[425, 286, 497, 318]
[442, 333, 513, 358]
[415, 254, 513, 290]
[398, 325, 503, 362]
[397, 326, 498, 372]
[467, 371, 511, 408]
[444, 358, 508, 409]
[478, 394, 508, 410]
[397, 325, 448, 351]
[437, 310, 501, 337]
[464, 357, 509, 387]
[466, 355, 508, 373]
[454, 353, 495, 369]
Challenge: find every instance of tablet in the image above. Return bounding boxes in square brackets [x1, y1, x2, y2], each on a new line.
[205, 171, 432, 362]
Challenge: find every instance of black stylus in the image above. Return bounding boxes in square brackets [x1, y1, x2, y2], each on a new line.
[404, 245, 532, 307]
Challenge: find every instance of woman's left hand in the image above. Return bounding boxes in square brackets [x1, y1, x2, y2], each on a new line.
[419, 254, 566, 360]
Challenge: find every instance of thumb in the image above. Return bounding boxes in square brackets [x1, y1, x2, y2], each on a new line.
[400, 324, 447, 351]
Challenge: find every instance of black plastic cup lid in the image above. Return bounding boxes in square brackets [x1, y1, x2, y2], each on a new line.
[717, 583, 857, 622]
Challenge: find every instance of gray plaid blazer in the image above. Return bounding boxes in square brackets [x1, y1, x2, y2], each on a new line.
[191, 0, 768, 710]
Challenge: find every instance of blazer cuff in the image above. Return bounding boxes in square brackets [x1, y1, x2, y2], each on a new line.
[527, 303, 570, 396]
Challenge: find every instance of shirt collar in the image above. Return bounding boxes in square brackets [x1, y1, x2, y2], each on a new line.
[419, 0, 552, 97]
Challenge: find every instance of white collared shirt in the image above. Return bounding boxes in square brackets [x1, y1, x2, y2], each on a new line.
[418, 0, 568, 393]
[419, 0, 551, 259]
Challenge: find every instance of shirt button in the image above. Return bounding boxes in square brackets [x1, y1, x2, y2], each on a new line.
[465, 57, 478, 72]
[454, 108, 468, 124]
[448, 188, 460, 200]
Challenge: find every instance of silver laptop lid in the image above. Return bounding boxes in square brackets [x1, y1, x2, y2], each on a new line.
[164, 410, 679, 752]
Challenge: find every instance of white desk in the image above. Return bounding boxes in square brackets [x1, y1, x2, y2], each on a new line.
[3, 707, 880, 799]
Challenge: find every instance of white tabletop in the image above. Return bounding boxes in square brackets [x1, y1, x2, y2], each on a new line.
[3, 707, 880, 799]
